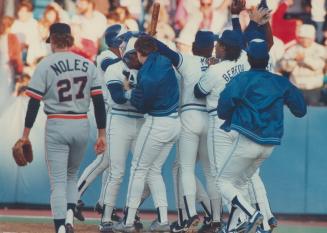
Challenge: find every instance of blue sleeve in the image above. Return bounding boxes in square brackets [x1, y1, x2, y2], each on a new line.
[130, 78, 157, 113]
[284, 83, 307, 118]
[107, 82, 128, 104]
[244, 21, 265, 44]
[155, 38, 180, 67]
[231, 17, 245, 49]
[194, 83, 208, 99]
[100, 58, 121, 72]
[217, 78, 242, 120]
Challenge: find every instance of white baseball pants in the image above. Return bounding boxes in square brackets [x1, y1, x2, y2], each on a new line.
[126, 115, 180, 210]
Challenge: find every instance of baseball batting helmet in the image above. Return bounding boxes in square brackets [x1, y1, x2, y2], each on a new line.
[104, 24, 131, 48]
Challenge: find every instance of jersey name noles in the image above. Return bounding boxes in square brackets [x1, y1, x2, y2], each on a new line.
[50, 59, 89, 76]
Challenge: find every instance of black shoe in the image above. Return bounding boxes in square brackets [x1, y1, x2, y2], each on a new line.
[134, 213, 143, 230]
[268, 217, 278, 231]
[65, 223, 74, 233]
[198, 221, 222, 233]
[112, 208, 123, 222]
[184, 215, 200, 233]
[95, 202, 104, 214]
[99, 221, 114, 233]
[170, 220, 186, 233]
[74, 200, 85, 221]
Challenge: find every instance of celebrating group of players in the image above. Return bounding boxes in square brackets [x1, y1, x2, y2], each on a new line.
[20, 0, 307, 233]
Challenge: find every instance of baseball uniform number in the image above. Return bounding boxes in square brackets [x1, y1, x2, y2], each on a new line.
[57, 76, 87, 102]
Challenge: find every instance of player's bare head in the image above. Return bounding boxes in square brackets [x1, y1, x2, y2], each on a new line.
[216, 30, 242, 61]
[47, 23, 74, 50]
[192, 31, 215, 58]
[246, 39, 269, 69]
[134, 35, 158, 64]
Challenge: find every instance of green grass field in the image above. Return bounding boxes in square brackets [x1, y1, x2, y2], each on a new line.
[1, 215, 327, 233]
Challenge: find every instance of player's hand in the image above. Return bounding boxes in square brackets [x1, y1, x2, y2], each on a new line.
[231, 0, 245, 15]
[123, 78, 131, 91]
[249, 6, 271, 25]
[94, 129, 106, 155]
[94, 136, 106, 155]
[295, 53, 304, 63]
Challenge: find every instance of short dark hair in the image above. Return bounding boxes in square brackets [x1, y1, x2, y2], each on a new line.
[134, 35, 158, 56]
[248, 55, 269, 69]
[192, 43, 214, 58]
[50, 33, 74, 48]
[219, 41, 242, 61]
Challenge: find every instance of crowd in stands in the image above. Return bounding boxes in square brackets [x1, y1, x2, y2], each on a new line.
[1, 0, 327, 105]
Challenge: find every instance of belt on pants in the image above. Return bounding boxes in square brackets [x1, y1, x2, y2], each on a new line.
[47, 113, 88, 119]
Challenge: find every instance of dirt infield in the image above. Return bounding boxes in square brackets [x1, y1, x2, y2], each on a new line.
[1, 208, 327, 233]
[0, 222, 99, 233]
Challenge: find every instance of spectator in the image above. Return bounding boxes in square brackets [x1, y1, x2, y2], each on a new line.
[311, 0, 327, 43]
[14, 73, 31, 97]
[177, 0, 230, 42]
[175, 31, 193, 54]
[72, 0, 107, 46]
[144, 4, 176, 48]
[38, 5, 60, 41]
[11, 1, 44, 66]
[280, 24, 327, 106]
[70, 19, 98, 61]
[115, 6, 139, 31]
[120, 0, 143, 20]
[271, 0, 299, 44]
[0, 15, 23, 92]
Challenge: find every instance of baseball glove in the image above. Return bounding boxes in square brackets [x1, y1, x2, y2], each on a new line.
[12, 139, 33, 166]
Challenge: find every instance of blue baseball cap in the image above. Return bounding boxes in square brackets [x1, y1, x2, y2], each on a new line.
[104, 24, 131, 48]
[193, 31, 215, 48]
[246, 39, 269, 59]
[218, 30, 242, 47]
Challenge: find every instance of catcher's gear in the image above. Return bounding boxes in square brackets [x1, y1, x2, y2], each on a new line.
[12, 139, 33, 166]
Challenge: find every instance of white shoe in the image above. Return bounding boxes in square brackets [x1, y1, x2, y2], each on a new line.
[58, 225, 66, 233]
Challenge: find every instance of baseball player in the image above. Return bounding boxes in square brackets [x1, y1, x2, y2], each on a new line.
[154, 31, 222, 233]
[113, 35, 180, 232]
[99, 37, 152, 232]
[22, 23, 106, 233]
[230, 2, 279, 230]
[75, 24, 130, 221]
[217, 40, 306, 233]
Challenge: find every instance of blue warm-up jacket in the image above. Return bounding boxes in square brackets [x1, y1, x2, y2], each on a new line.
[218, 69, 307, 145]
[130, 52, 179, 116]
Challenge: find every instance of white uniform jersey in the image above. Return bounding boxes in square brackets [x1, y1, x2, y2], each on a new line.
[96, 50, 121, 110]
[26, 52, 103, 115]
[103, 61, 143, 118]
[198, 50, 250, 114]
[177, 53, 210, 112]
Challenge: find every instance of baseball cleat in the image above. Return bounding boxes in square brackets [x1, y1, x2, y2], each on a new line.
[65, 223, 74, 233]
[170, 220, 186, 233]
[99, 221, 114, 233]
[198, 221, 223, 233]
[233, 221, 248, 233]
[268, 217, 278, 231]
[245, 212, 264, 233]
[112, 221, 135, 233]
[134, 213, 143, 230]
[184, 215, 200, 233]
[149, 219, 170, 232]
[112, 208, 123, 222]
[58, 225, 66, 233]
[74, 200, 85, 221]
[95, 202, 104, 214]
